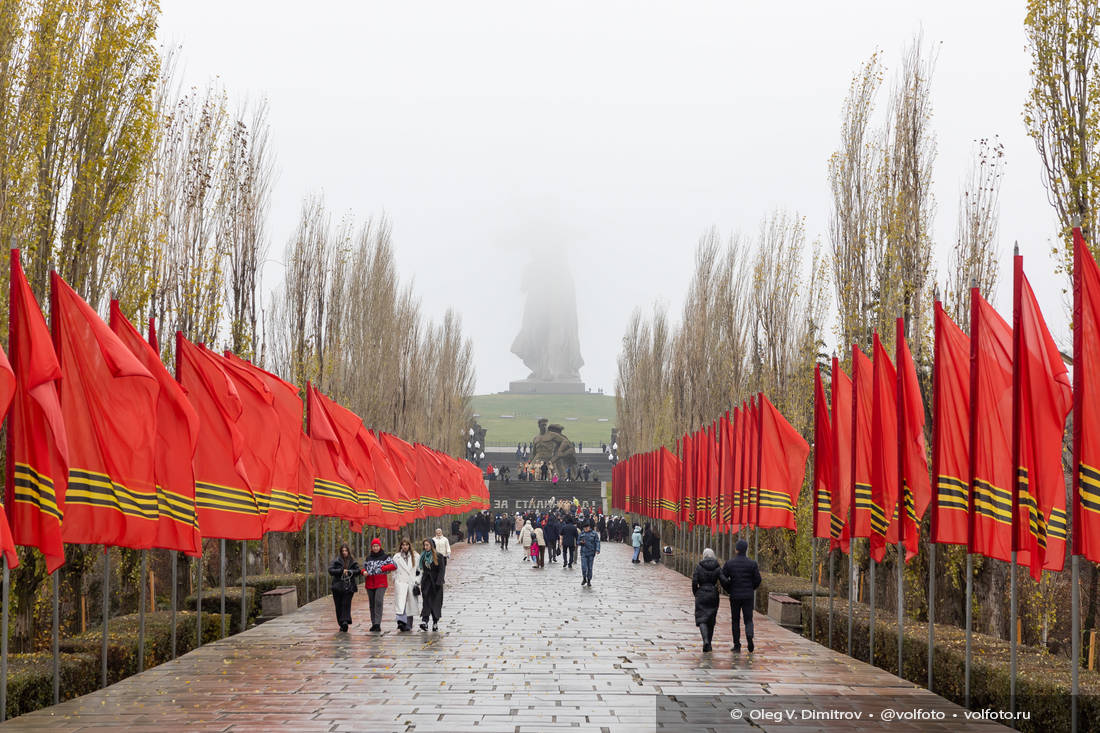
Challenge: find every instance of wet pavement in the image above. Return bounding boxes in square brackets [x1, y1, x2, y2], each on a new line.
[4, 538, 1002, 731]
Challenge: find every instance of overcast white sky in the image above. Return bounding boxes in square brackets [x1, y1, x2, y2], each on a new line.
[158, 1, 1063, 395]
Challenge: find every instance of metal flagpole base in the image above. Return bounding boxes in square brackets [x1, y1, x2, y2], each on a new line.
[241, 540, 247, 634]
[170, 550, 177, 659]
[2, 557, 8, 722]
[219, 538, 226, 639]
[828, 548, 834, 649]
[138, 551, 147, 673]
[101, 547, 109, 688]
[869, 557, 876, 666]
[1073, 554, 1080, 733]
[811, 538, 817, 641]
[52, 572, 59, 703]
[928, 542, 936, 692]
[1010, 551, 1017, 715]
[897, 541, 903, 678]
[848, 547, 854, 657]
[965, 552, 973, 708]
[196, 553, 202, 648]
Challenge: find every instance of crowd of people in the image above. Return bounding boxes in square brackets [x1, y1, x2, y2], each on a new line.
[328, 508, 759, 655]
[483, 461, 598, 484]
[328, 529, 453, 634]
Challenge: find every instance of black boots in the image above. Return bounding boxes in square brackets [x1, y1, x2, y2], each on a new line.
[747, 637, 754, 653]
[699, 624, 712, 652]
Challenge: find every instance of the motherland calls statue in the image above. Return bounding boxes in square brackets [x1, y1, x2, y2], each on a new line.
[511, 258, 584, 382]
[530, 418, 578, 476]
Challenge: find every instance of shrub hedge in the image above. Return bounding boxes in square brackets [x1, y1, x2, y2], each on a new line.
[6, 651, 97, 720]
[802, 599, 1100, 733]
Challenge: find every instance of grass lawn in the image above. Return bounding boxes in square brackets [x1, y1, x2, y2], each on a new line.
[470, 393, 616, 446]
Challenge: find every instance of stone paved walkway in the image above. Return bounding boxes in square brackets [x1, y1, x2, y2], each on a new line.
[4, 540, 1002, 732]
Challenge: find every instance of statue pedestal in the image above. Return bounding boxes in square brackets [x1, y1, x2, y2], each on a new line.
[508, 379, 586, 395]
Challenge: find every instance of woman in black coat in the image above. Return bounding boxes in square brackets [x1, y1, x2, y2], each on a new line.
[641, 523, 654, 563]
[645, 523, 662, 564]
[329, 544, 360, 632]
[417, 538, 444, 630]
[692, 548, 725, 652]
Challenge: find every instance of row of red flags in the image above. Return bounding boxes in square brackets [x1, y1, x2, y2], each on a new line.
[611, 393, 810, 532]
[613, 228, 1100, 583]
[0, 251, 488, 572]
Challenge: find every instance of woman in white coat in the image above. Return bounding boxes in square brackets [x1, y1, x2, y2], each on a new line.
[392, 537, 420, 631]
[519, 520, 534, 562]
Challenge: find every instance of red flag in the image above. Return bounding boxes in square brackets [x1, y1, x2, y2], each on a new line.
[176, 334, 263, 540]
[222, 354, 308, 532]
[679, 432, 694, 525]
[897, 322, 930, 561]
[0, 342, 17, 568]
[730, 408, 744, 531]
[847, 344, 874, 540]
[1014, 260, 1072, 579]
[109, 305, 201, 555]
[53, 274, 158, 549]
[359, 427, 409, 529]
[706, 421, 720, 529]
[380, 432, 424, 521]
[813, 364, 833, 539]
[757, 394, 808, 530]
[869, 333, 899, 562]
[830, 361, 852, 552]
[658, 446, 681, 521]
[969, 291, 1016, 562]
[746, 399, 760, 528]
[6, 251, 69, 572]
[932, 303, 971, 545]
[306, 384, 367, 522]
[1075, 227, 1100, 563]
[718, 412, 734, 529]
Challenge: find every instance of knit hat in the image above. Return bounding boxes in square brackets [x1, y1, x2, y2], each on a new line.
[371, 538, 382, 548]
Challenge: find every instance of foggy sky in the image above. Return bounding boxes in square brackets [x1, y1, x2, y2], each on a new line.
[158, 1, 1062, 395]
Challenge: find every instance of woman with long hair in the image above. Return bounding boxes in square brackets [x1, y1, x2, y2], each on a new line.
[328, 543, 360, 632]
[692, 547, 725, 652]
[417, 538, 444, 631]
[392, 537, 420, 631]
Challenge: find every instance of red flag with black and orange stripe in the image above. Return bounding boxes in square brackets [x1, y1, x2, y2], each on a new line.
[1074, 227, 1100, 563]
[1013, 258, 1071, 580]
[846, 344, 874, 541]
[830, 360, 852, 552]
[6, 251, 68, 572]
[177, 335, 263, 540]
[53, 273, 159, 549]
[897, 322, 930, 561]
[757, 394, 808, 530]
[869, 332, 898, 562]
[969, 291, 1016, 563]
[931, 303, 970, 545]
[109, 305, 201, 555]
[813, 364, 833, 539]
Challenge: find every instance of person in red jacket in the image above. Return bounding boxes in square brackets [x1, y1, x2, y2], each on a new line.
[360, 538, 397, 632]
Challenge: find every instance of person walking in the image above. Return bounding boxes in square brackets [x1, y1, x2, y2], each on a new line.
[328, 544, 360, 632]
[692, 548, 725, 652]
[577, 521, 601, 586]
[520, 519, 534, 562]
[496, 514, 511, 550]
[433, 528, 452, 583]
[514, 512, 524, 539]
[361, 538, 397, 632]
[543, 515, 560, 564]
[532, 522, 546, 568]
[646, 523, 662, 564]
[466, 513, 476, 543]
[722, 539, 762, 652]
[392, 538, 419, 631]
[631, 525, 643, 564]
[418, 538, 444, 631]
[560, 516, 578, 569]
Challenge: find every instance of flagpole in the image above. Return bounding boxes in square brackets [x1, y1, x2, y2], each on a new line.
[810, 537, 817, 641]
[896, 541, 903, 674]
[1, 556, 7, 722]
[170, 550, 177, 659]
[52, 571, 59, 702]
[828, 548, 834, 648]
[101, 546, 109, 688]
[895, 318, 905, 679]
[219, 538, 226, 639]
[1009, 246, 1021, 717]
[196, 553, 202, 648]
[1072, 554, 1080, 733]
[869, 554, 875, 666]
[965, 552, 972, 707]
[241, 540, 247, 634]
[927, 542, 935, 690]
[137, 551, 146, 673]
[304, 517, 310, 601]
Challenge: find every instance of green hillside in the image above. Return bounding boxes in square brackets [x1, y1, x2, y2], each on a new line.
[470, 393, 617, 446]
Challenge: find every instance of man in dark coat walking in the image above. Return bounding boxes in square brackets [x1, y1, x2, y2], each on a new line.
[543, 515, 560, 563]
[722, 539, 761, 652]
[560, 516, 578, 568]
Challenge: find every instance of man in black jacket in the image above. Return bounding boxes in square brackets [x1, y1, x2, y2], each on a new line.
[722, 539, 761, 652]
[560, 517, 579, 568]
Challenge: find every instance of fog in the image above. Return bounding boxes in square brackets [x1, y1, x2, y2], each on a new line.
[158, 1, 1061, 395]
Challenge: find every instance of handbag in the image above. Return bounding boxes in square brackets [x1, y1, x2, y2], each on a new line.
[412, 584, 421, 597]
[339, 572, 356, 593]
